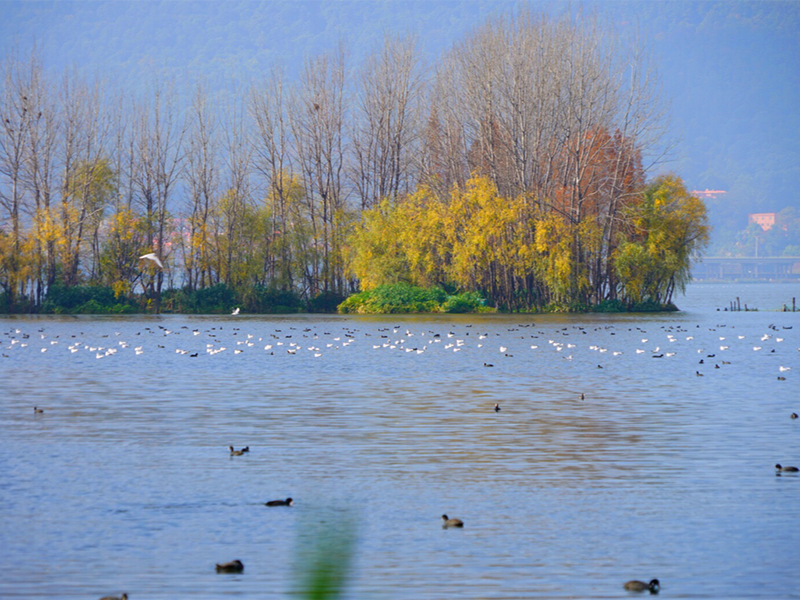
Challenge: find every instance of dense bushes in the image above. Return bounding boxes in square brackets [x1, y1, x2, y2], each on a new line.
[24, 282, 679, 315]
[34, 283, 336, 314]
[157, 284, 306, 314]
[308, 291, 348, 313]
[592, 298, 677, 313]
[42, 285, 136, 314]
[337, 283, 491, 314]
[335, 284, 677, 314]
[246, 287, 304, 314]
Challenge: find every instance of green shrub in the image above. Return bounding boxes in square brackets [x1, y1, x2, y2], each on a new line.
[0, 292, 35, 313]
[43, 285, 114, 312]
[308, 291, 348, 313]
[442, 291, 486, 313]
[338, 284, 492, 314]
[42, 285, 135, 314]
[191, 283, 238, 313]
[246, 286, 303, 313]
[337, 291, 371, 314]
[628, 299, 678, 312]
[592, 299, 627, 313]
[543, 300, 592, 313]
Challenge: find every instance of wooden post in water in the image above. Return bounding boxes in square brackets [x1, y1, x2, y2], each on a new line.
[794, 297, 796, 312]
[737, 297, 741, 311]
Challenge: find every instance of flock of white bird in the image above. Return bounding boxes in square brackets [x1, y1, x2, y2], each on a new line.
[1, 318, 796, 381]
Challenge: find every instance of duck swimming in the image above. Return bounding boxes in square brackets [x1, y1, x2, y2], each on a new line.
[265, 497, 293, 506]
[229, 446, 245, 456]
[441, 514, 464, 528]
[98, 595, 127, 600]
[775, 464, 799, 472]
[624, 579, 659, 593]
[215, 559, 244, 573]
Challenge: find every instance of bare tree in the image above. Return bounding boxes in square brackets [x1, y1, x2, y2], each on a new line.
[351, 33, 424, 209]
[218, 81, 255, 288]
[250, 67, 292, 289]
[58, 68, 113, 287]
[184, 83, 218, 290]
[291, 43, 347, 295]
[23, 50, 59, 301]
[132, 84, 185, 311]
[0, 48, 35, 304]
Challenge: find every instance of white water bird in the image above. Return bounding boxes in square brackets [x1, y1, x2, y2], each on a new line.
[231, 307, 240, 315]
[138, 253, 164, 268]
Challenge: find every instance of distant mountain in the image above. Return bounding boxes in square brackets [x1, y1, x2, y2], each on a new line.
[2, 0, 798, 243]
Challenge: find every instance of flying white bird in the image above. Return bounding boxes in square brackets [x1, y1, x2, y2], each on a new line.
[231, 307, 240, 315]
[138, 253, 164, 269]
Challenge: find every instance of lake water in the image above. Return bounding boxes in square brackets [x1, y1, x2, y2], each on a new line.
[1, 283, 798, 599]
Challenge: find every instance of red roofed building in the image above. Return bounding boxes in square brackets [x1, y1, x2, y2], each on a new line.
[749, 213, 776, 231]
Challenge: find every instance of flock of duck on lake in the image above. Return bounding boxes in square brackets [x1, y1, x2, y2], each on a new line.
[4, 315, 797, 598]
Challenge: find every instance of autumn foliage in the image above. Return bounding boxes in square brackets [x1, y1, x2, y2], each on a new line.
[346, 174, 708, 311]
[0, 11, 709, 313]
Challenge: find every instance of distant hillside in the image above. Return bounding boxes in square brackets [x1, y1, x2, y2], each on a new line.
[2, 0, 798, 243]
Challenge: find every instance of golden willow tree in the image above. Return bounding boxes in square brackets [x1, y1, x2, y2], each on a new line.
[0, 10, 707, 313]
[346, 174, 708, 310]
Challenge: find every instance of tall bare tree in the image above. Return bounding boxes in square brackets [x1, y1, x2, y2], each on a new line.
[24, 51, 59, 300]
[218, 82, 255, 288]
[184, 84, 218, 290]
[351, 34, 424, 210]
[0, 49, 35, 305]
[291, 43, 347, 294]
[132, 84, 185, 310]
[251, 67, 293, 289]
[58, 68, 113, 286]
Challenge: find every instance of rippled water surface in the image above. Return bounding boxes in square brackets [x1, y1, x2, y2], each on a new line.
[2, 283, 799, 599]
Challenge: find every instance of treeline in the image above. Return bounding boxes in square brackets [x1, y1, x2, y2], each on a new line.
[0, 10, 708, 314]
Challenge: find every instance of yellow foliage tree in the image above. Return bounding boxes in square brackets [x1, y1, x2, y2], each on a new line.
[615, 175, 709, 305]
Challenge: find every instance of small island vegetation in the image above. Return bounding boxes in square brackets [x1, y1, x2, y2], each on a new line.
[0, 10, 708, 315]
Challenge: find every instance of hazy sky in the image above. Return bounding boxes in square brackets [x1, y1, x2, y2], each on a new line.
[2, 1, 798, 230]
